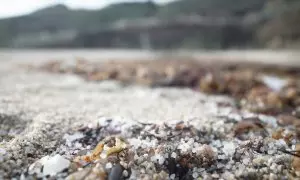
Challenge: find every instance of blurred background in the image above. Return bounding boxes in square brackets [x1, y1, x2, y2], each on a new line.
[0, 0, 299, 50]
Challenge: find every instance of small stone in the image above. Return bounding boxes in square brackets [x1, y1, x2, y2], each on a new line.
[63, 133, 84, 147]
[199, 144, 216, 164]
[223, 142, 236, 157]
[211, 173, 219, 178]
[222, 172, 235, 180]
[122, 170, 129, 177]
[192, 172, 199, 178]
[106, 162, 113, 169]
[66, 167, 92, 180]
[108, 164, 123, 180]
[253, 156, 268, 166]
[262, 75, 287, 92]
[242, 158, 250, 165]
[233, 118, 264, 137]
[269, 173, 277, 180]
[171, 152, 177, 159]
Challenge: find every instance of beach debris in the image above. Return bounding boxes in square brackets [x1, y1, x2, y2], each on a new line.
[242, 86, 283, 113]
[199, 73, 226, 94]
[40, 60, 63, 73]
[37, 58, 300, 116]
[281, 80, 300, 106]
[233, 118, 265, 137]
[224, 70, 262, 96]
[199, 144, 216, 165]
[271, 128, 295, 144]
[75, 136, 127, 164]
[87, 69, 119, 82]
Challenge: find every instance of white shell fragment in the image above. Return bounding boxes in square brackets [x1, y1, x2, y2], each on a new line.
[43, 154, 70, 176]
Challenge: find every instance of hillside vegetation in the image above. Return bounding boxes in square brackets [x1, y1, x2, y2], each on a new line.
[0, 0, 299, 48]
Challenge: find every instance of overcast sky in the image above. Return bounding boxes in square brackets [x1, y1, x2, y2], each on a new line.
[0, 0, 174, 18]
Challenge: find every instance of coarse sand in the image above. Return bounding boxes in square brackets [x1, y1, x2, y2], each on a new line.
[0, 57, 297, 179]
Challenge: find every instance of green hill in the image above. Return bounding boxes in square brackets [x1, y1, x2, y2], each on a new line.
[157, 0, 264, 18]
[0, 0, 299, 48]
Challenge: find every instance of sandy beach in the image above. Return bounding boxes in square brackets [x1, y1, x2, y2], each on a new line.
[0, 49, 300, 179]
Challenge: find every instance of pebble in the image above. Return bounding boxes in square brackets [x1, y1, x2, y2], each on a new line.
[192, 172, 199, 178]
[123, 170, 129, 177]
[171, 152, 177, 159]
[262, 75, 287, 92]
[108, 164, 123, 180]
[64, 132, 84, 147]
[43, 154, 70, 176]
[223, 141, 236, 157]
[106, 162, 113, 169]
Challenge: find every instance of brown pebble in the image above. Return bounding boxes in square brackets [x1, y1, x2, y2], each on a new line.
[292, 144, 300, 172]
[266, 92, 283, 108]
[233, 118, 265, 137]
[199, 73, 225, 94]
[284, 87, 297, 100]
[277, 115, 299, 126]
[175, 122, 185, 131]
[272, 128, 284, 140]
